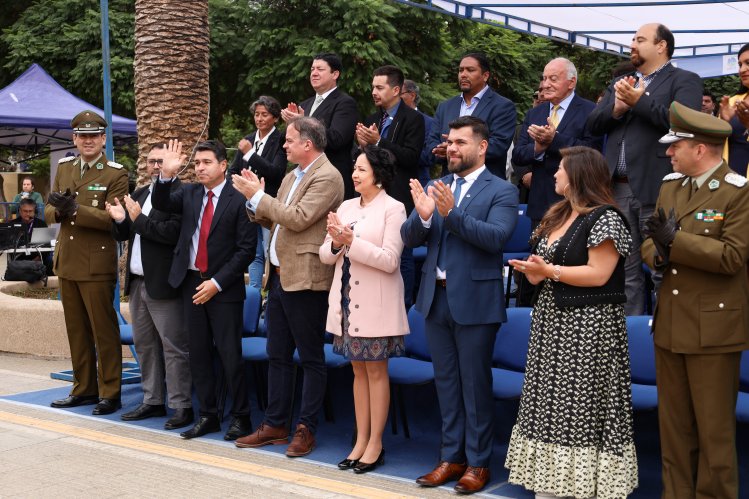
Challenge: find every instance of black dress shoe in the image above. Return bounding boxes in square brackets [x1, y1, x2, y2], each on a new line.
[50, 395, 98, 408]
[164, 408, 194, 430]
[121, 403, 166, 421]
[337, 457, 360, 470]
[180, 415, 220, 439]
[92, 398, 122, 416]
[353, 449, 385, 474]
[223, 415, 252, 441]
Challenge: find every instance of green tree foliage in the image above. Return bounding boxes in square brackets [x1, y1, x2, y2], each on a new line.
[2, 0, 135, 116]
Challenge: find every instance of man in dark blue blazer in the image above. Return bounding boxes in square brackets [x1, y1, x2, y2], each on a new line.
[513, 58, 602, 225]
[402, 116, 518, 494]
[151, 140, 256, 442]
[587, 23, 702, 314]
[402, 79, 435, 186]
[426, 52, 516, 179]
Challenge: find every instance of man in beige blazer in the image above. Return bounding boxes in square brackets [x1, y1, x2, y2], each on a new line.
[232, 117, 344, 457]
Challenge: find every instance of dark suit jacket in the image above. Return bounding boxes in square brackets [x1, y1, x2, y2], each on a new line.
[112, 181, 182, 300]
[426, 87, 516, 179]
[151, 179, 256, 302]
[228, 128, 287, 197]
[300, 88, 359, 199]
[587, 64, 703, 206]
[513, 94, 602, 220]
[418, 111, 435, 185]
[401, 168, 518, 325]
[362, 103, 425, 214]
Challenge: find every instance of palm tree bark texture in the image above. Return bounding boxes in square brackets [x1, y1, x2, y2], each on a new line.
[134, 0, 209, 186]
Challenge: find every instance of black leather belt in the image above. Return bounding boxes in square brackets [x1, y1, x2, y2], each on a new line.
[188, 269, 210, 280]
[436, 279, 447, 288]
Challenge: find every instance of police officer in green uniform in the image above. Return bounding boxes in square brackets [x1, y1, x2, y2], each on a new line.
[642, 101, 749, 498]
[48, 110, 129, 415]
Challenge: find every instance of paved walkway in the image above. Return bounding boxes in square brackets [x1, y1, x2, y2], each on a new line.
[0, 353, 462, 499]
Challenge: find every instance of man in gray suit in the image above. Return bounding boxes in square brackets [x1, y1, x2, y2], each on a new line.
[588, 23, 702, 314]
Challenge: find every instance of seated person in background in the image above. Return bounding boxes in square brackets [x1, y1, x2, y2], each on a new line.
[15, 197, 48, 245]
[11, 177, 44, 215]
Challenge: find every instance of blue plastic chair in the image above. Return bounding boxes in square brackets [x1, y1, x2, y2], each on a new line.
[504, 204, 532, 307]
[239, 286, 269, 411]
[626, 315, 658, 411]
[736, 350, 749, 423]
[388, 306, 434, 437]
[491, 307, 532, 400]
[242, 285, 262, 338]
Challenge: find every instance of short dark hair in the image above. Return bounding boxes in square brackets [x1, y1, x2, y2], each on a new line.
[195, 140, 227, 163]
[149, 143, 167, 152]
[738, 43, 749, 93]
[460, 52, 490, 74]
[703, 91, 715, 101]
[250, 95, 282, 119]
[373, 65, 404, 90]
[290, 117, 327, 151]
[654, 24, 675, 58]
[448, 116, 489, 142]
[21, 176, 34, 188]
[18, 197, 37, 209]
[313, 52, 342, 74]
[360, 146, 396, 191]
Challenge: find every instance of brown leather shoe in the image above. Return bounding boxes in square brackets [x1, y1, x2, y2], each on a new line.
[415, 461, 467, 487]
[285, 423, 315, 457]
[454, 466, 490, 494]
[234, 422, 288, 448]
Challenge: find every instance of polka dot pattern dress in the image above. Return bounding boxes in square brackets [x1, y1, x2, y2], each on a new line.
[505, 209, 638, 499]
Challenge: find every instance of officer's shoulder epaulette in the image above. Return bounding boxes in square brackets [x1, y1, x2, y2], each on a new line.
[58, 156, 76, 164]
[662, 172, 685, 182]
[107, 161, 123, 169]
[725, 172, 747, 187]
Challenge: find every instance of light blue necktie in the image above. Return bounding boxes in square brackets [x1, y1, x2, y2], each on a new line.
[436, 177, 466, 270]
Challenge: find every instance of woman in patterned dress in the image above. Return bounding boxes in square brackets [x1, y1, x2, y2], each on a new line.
[319, 146, 408, 474]
[505, 146, 638, 498]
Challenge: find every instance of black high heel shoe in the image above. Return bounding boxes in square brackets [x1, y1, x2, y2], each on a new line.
[353, 449, 385, 474]
[337, 457, 360, 470]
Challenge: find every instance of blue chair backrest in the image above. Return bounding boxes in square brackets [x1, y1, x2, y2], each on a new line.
[406, 306, 431, 361]
[242, 285, 262, 337]
[740, 350, 749, 392]
[504, 207, 532, 253]
[492, 307, 532, 371]
[627, 315, 656, 384]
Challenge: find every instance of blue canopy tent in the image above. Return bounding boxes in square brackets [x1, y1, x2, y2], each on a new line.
[394, 0, 749, 78]
[0, 63, 137, 157]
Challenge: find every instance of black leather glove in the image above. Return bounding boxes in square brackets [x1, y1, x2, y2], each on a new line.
[57, 189, 79, 219]
[644, 207, 678, 264]
[47, 190, 67, 208]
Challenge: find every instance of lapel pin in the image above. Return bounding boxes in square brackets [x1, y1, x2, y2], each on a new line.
[708, 179, 720, 190]
[96, 162, 104, 170]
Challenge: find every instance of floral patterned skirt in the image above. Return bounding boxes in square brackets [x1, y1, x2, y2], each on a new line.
[331, 256, 404, 361]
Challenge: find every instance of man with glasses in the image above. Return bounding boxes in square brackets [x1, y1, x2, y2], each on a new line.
[106, 144, 193, 430]
[47, 110, 129, 416]
[401, 79, 434, 187]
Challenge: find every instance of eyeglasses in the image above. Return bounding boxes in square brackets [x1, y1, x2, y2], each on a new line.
[146, 159, 164, 166]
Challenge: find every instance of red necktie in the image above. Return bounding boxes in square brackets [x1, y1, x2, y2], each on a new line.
[195, 190, 214, 273]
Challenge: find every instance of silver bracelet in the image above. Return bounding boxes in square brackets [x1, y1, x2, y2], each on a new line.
[552, 264, 562, 282]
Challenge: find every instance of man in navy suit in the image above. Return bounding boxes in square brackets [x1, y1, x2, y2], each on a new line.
[281, 53, 358, 199]
[588, 23, 702, 314]
[513, 58, 602, 305]
[401, 79, 435, 186]
[152, 140, 256, 442]
[426, 52, 516, 179]
[402, 116, 518, 494]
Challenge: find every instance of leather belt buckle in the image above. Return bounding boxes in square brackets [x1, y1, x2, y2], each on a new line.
[274, 266, 281, 275]
[436, 279, 447, 288]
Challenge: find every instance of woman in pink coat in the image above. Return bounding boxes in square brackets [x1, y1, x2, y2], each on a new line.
[319, 146, 409, 474]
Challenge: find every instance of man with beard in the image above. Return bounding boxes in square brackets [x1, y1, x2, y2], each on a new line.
[426, 52, 516, 179]
[588, 23, 702, 315]
[402, 116, 518, 494]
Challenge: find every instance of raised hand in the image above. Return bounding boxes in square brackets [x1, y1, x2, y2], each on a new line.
[429, 180, 456, 218]
[409, 178, 435, 220]
[122, 195, 142, 220]
[161, 139, 186, 179]
[105, 197, 126, 222]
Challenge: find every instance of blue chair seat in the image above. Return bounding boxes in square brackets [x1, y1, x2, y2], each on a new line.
[737, 392, 749, 423]
[412, 245, 428, 263]
[388, 357, 434, 385]
[631, 383, 658, 411]
[241, 337, 268, 362]
[491, 368, 524, 400]
[292, 344, 350, 369]
[119, 323, 134, 345]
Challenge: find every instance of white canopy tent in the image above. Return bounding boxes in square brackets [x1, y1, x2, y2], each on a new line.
[394, 0, 749, 77]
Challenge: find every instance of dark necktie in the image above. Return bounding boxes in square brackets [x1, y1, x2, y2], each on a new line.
[436, 177, 467, 270]
[255, 141, 262, 153]
[195, 190, 214, 273]
[380, 112, 390, 139]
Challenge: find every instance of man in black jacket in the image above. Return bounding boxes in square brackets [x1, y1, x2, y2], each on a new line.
[356, 64, 425, 307]
[107, 144, 193, 430]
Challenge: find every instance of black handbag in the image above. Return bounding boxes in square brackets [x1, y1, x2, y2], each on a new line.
[4, 235, 47, 284]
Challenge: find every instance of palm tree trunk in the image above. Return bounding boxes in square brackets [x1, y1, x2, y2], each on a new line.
[133, 0, 209, 185]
